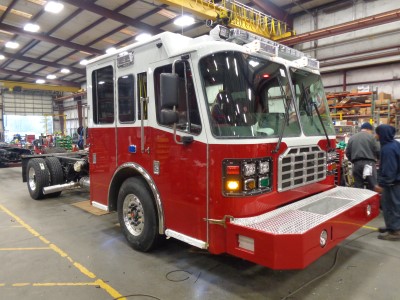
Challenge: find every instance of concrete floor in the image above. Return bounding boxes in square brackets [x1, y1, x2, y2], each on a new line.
[0, 166, 399, 300]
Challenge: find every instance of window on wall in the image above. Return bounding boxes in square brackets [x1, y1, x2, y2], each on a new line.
[154, 62, 202, 134]
[92, 66, 114, 124]
[118, 74, 135, 123]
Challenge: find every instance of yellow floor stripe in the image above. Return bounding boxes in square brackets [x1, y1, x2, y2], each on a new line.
[49, 243, 68, 257]
[13, 283, 30, 287]
[33, 282, 98, 287]
[363, 225, 378, 231]
[0, 247, 51, 251]
[95, 279, 127, 300]
[73, 262, 96, 279]
[39, 236, 50, 244]
[0, 281, 126, 296]
[1, 282, 97, 287]
[0, 203, 124, 299]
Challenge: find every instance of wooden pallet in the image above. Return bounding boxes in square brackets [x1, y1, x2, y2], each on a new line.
[71, 200, 109, 216]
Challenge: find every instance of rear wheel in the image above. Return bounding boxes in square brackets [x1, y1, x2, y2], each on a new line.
[27, 158, 49, 200]
[117, 177, 159, 252]
[45, 157, 64, 197]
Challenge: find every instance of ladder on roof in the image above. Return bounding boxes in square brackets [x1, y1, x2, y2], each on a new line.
[158, 0, 294, 40]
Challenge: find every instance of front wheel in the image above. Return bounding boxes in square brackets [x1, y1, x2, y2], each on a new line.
[117, 177, 159, 252]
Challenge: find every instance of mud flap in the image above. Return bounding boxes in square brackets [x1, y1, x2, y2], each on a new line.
[225, 186, 380, 269]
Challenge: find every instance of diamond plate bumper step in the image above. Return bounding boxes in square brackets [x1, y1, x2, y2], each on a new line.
[226, 186, 380, 269]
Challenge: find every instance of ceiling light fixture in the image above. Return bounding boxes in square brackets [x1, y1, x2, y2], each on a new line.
[135, 33, 152, 42]
[173, 15, 195, 27]
[60, 68, 70, 74]
[36, 79, 45, 84]
[80, 59, 88, 65]
[5, 41, 19, 49]
[23, 23, 40, 32]
[46, 74, 57, 79]
[44, 1, 64, 14]
[106, 47, 117, 54]
[0, 54, 5, 60]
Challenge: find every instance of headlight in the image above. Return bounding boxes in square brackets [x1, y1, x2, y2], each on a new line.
[327, 150, 337, 162]
[226, 180, 240, 191]
[223, 157, 272, 196]
[259, 161, 270, 174]
[258, 176, 270, 189]
[244, 178, 256, 191]
[243, 162, 256, 176]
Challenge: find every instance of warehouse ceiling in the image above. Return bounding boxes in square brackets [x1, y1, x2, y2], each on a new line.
[0, 0, 390, 90]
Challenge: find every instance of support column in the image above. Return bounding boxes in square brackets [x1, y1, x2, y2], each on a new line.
[58, 102, 65, 135]
[76, 95, 82, 128]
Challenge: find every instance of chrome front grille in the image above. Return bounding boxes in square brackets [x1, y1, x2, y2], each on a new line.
[278, 146, 326, 192]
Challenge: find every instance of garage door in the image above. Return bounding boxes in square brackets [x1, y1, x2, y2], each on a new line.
[3, 91, 53, 116]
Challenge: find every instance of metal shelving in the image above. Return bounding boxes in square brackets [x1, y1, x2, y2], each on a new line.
[327, 89, 376, 126]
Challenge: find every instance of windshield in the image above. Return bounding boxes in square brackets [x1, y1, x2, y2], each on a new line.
[199, 52, 301, 138]
[290, 67, 335, 136]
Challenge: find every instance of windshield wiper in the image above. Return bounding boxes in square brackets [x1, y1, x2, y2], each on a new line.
[301, 83, 332, 150]
[272, 76, 291, 154]
[301, 83, 314, 125]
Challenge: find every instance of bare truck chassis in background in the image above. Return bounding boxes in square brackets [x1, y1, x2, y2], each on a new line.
[22, 151, 89, 199]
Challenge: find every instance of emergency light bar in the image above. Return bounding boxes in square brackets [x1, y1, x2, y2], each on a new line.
[277, 44, 305, 61]
[244, 40, 278, 57]
[307, 58, 320, 69]
[220, 26, 320, 70]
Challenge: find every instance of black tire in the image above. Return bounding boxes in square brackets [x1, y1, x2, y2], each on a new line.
[45, 157, 64, 198]
[117, 177, 159, 252]
[26, 158, 50, 200]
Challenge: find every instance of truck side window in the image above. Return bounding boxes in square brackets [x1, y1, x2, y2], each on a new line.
[154, 62, 202, 134]
[92, 66, 114, 124]
[118, 74, 135, 123]
[137, 72, 148, 120]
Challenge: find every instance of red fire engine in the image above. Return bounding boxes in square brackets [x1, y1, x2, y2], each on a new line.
[22, 26, 380, 269]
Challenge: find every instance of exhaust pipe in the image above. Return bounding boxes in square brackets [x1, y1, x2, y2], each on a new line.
[43, 182, 79, 195]
[43, 177, 90, 195]
[79, 176, 90, 189]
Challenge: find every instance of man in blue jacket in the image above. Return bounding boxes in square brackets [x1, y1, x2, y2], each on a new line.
[374, 124, 400, 240]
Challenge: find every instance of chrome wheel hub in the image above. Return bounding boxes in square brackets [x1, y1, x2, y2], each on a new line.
[28, 167, 37, 191]
[123, 194, 144, 236]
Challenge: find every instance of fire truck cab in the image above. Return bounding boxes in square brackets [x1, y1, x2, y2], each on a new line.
[83, 26, 379, 269]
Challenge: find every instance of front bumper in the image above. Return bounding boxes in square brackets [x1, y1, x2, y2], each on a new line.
[226, 186, 380, 269]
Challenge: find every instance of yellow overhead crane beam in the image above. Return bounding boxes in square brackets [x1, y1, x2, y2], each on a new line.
[159, 0, 294, 40]
[0, 80, 80, 93]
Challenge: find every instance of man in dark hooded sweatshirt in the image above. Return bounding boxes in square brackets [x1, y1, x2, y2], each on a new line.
[375, 124, 400, 241]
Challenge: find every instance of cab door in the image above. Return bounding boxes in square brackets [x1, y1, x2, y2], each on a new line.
[114, 70, 151, 171]
[150, 59, 208, 243]
[88, 62, 118, 207]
